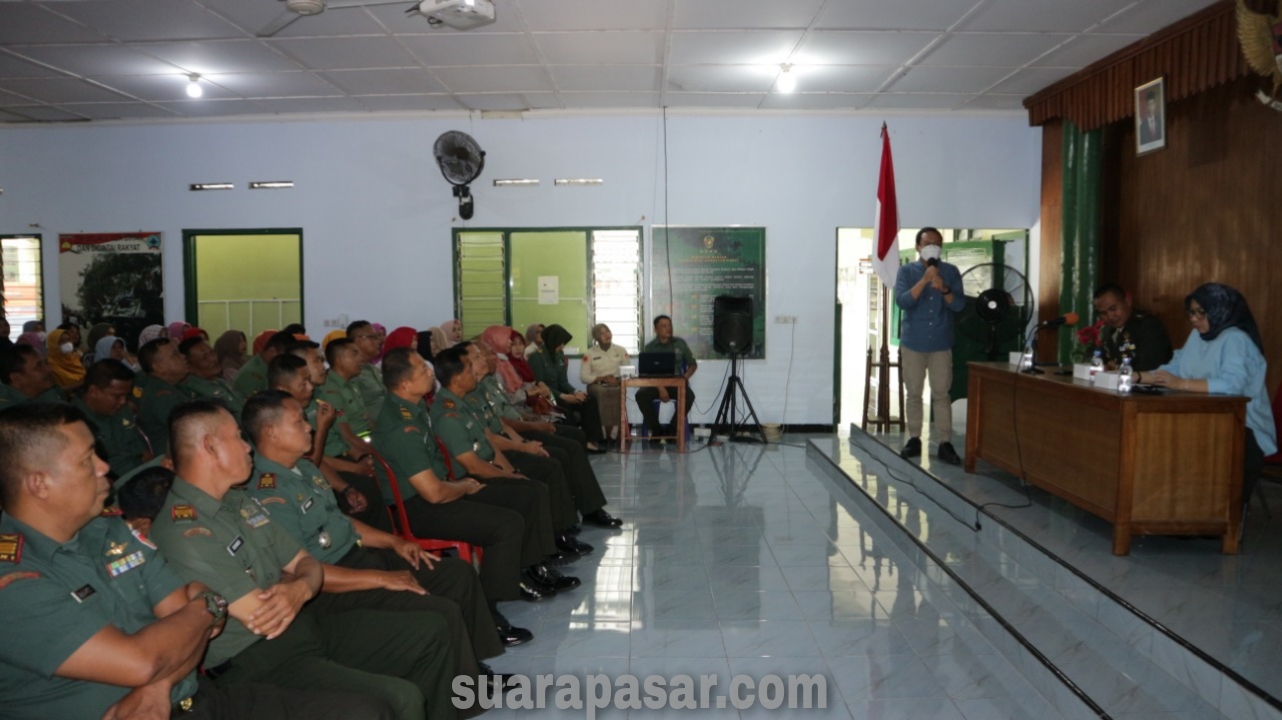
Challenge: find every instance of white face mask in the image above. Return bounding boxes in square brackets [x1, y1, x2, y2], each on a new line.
[919, 245, 942, 262]
[59, 342, 74, 354]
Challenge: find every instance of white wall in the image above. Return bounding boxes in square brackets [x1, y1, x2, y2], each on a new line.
[0, 110, 1041, 425]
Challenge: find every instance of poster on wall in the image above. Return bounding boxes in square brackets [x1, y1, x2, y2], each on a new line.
[650, 226, 766, 359]
[59, 232, 164, 349]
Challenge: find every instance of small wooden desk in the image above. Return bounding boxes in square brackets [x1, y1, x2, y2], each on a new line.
[619, 376, 687, 453]
[965, 362, 1247, 555]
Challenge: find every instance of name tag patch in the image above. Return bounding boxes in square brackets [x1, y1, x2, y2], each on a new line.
[227, 536, 244, 556]
[301, 497, 315, 514]
[71, 584, 96, 603]
[106, 550, 146, 577]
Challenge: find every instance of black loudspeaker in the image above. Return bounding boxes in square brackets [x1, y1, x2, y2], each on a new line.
[713, 295, 754, 355]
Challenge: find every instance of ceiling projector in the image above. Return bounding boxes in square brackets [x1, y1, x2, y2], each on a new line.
[416, 0, 496, 30]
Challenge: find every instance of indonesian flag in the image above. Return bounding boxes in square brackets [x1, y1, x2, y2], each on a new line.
[871, 123, 900, 288]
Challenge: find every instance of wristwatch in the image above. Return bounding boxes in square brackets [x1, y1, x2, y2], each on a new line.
[196, 590, 228, 625]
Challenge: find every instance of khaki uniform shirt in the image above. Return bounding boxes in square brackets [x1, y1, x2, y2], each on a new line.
[247, 455, 359, 566]
[0, 514, 195, 720]
[371, 392, 451, 501]
[149, 478, 303, 667]
[314, 372, 371, 457]
[72, 397, 148, 478]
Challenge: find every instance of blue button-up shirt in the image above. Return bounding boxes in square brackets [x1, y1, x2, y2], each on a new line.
[894, 260, 966, 353]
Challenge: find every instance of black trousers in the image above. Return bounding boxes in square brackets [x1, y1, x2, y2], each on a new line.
[1245, 428, 1264, 501]
[189, 675, 395, 720]
[635, 386, 696, 436]
[525, 430, 608, 515]
[506, 450, 577, 531]
[335, 469, 396, 534]
[555, 394, 604, 444]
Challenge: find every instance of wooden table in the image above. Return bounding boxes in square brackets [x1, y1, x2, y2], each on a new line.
[619, 376, 687, 453]
[965, 362, 1248, 555]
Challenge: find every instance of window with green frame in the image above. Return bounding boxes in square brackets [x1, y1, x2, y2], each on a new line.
[1, 235, 43, 340]
[453, 227, 642, 354]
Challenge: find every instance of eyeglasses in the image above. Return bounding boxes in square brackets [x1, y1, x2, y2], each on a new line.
[1186, 308, 1207, 319]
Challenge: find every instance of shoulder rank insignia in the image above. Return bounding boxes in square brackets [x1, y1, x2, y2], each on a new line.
[132, 386, 144, 399]
[0, 534, 23, 563]
[400, 405, 414, 420]
[443, 399, 456, 409]
[106, 541, 127, 557]
[170, 504, 197, 523]
[258, 473, 276, 490]
[121, 417, 133, 428]
[0, 571, 40, 589]
[100, 505, 123, 517]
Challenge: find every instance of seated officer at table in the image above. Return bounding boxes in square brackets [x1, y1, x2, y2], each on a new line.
[373, 347, 565, 603]
[635, 315, 697, 443]
[72, 357, 152, 479]
[150, 399, 460, 720]
[1092, 283, 1173, 371]
[0, 344, 66, 408]
[241, 391, 516, 680]
[180, 336, 248, 418]
[0, 402, 394, 720]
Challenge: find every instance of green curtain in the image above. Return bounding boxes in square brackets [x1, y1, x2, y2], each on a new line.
[1058, 121, 1103, 364]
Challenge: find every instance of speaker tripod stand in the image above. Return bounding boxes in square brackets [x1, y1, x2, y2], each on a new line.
[711, 354, 767, 443]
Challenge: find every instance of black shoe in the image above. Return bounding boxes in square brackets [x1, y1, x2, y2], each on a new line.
[565, 524, 582, 535]
[937, 442, 962, 466]
[527, 564, 581, 591]
[585, 444, 609, 455]
[519, 580, 554, 601]
[545, 549, 579, 566]
[900, 437, 922, 459]
[582, 509, 623, 529]
[497, 625, 534, 646]
[479, 663, 517, 690]
[556, 533, 594, 555]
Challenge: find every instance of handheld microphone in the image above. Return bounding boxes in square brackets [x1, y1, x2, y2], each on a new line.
[1040, 312, 1079, 328]
[926, 258, 939, 268]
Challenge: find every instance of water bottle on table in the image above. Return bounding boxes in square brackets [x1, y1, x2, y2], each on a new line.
[1117, 357, 1134, 394]
[1088, 350, 1104, 384]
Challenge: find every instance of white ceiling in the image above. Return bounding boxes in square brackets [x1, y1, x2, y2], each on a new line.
[0, 0, 1220, 123]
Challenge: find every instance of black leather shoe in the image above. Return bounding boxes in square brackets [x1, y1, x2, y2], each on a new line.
[585, 444, 609, 455]
[497, 625, 534, 646]
[545, 549, 579, 566]
[565, 524, 582, 535]
[937, 442, 962, 466]
[528, 564, 581, 591]
[479, 663, 516, 690]
[556, 533, 594, 555]
[519, 580, 554, 602]
[900, 437, 922, 459]
[583, 509, 623, 529]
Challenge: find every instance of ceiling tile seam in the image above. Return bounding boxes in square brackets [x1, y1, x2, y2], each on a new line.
[369, 1, 462, 107]
[0, 47, 169, 109]
[877, 0, 992, 95]
[193, 0, 323, 84]
[658, 0, 675, 107]
[770, 0, 838, 105]
[512, 3, 566, 107]
[250, 35, 364, 107]
[952, 26, 1108, 111]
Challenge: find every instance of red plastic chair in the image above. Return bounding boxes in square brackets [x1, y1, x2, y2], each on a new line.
[370, 449, 479, 565]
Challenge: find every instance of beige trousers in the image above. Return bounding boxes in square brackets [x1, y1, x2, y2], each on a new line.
[900, 347, 953, 442]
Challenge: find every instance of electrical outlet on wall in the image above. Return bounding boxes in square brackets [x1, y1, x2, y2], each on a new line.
[774, 315, 797, 324]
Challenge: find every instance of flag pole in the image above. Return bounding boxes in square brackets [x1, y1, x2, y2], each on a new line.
[868, 122, 904, 433]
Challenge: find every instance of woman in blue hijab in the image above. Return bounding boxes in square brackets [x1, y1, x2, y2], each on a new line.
[1145, 283, 1275, 502]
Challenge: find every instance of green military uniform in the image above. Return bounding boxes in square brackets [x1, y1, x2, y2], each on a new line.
[315, 371, 372, 457]
[232, 354, 269, 397]
[636, 336, 697, 437]
[135, 375, 196, 455]
[528, 345, 606, 444]
[0, 514, 194, 718]
[73, 396, 149, 478]
[373, 393, 552, 601]
[183, 374, 248, 419]
[351, 363, 387, 420]
[150, 477, 458, 720]
[246, 455, 502, 680]
[0, 383, 30, 408]
[1100, 311, 1174, 372]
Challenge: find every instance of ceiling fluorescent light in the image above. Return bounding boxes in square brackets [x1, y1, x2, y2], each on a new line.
[776, 64, 796, 93]
[494, 179, 540, 187]
[249, 181, 294, 189]
[554, 178, 604, 186]
[186, 74, 203, 99]
[190, 183, 234, 191]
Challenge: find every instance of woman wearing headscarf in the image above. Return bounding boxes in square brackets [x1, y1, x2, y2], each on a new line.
[83, 323, 114, 366]
[481, 326, 526, 394]
[441, 319, 463, 346]
[580, 324, 629, 442]
[214, 330, 248, 381]
[47, 327, 85, 389]
[528, 324, 605, 452]
[138, 324, 166, 349]
[383, 326, 419, 353]
[251, 329, 276, 356]
[1145, 283, 1277, 503]
[524, 323, 544, 359]
[95, 335, 128, 364]
[427, 327, 450, 359]
[370, 323, 389, 365]
[17, 331, 46, 356]
[492, 327, 556, 416]
[166, 321, 190, 342]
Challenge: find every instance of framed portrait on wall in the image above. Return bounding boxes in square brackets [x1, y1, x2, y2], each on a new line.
[1135, 77, 1166, 155]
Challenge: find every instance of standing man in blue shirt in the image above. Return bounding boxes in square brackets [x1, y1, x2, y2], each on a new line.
[894, 227, 966, 465]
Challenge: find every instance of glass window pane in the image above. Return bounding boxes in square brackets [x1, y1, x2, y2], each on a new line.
[1, 236, 42, 341]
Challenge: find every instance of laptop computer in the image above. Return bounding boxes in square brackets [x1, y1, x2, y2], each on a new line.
[637, 351, 679, 377]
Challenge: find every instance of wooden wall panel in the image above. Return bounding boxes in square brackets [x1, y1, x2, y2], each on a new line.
[1105, 75, 1282, 393]
[1038, 121, 1064, 362]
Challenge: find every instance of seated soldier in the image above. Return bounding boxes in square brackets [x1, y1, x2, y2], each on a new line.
[0, 402, 395, 720]
[373, 347, 575, 602]
[636, 315, 697, 443]
[1092, 282, 1175, 371]
[73, 358, 152, 479]
[270, 352, 391, 533]
[348, 320, 388, 417]
[242, 391, 528, 657]
[149, 399, 460, 720]
[233, 330, 295, 397]
[527, 324, 607, 452]
[316, 338, 376, 465]
[472, 341, 622, 530]
[136, 338, 196, 456]
[434, 345, 590, 558]
[180, 336, 248, 418]
[0, 344, 66, 408]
